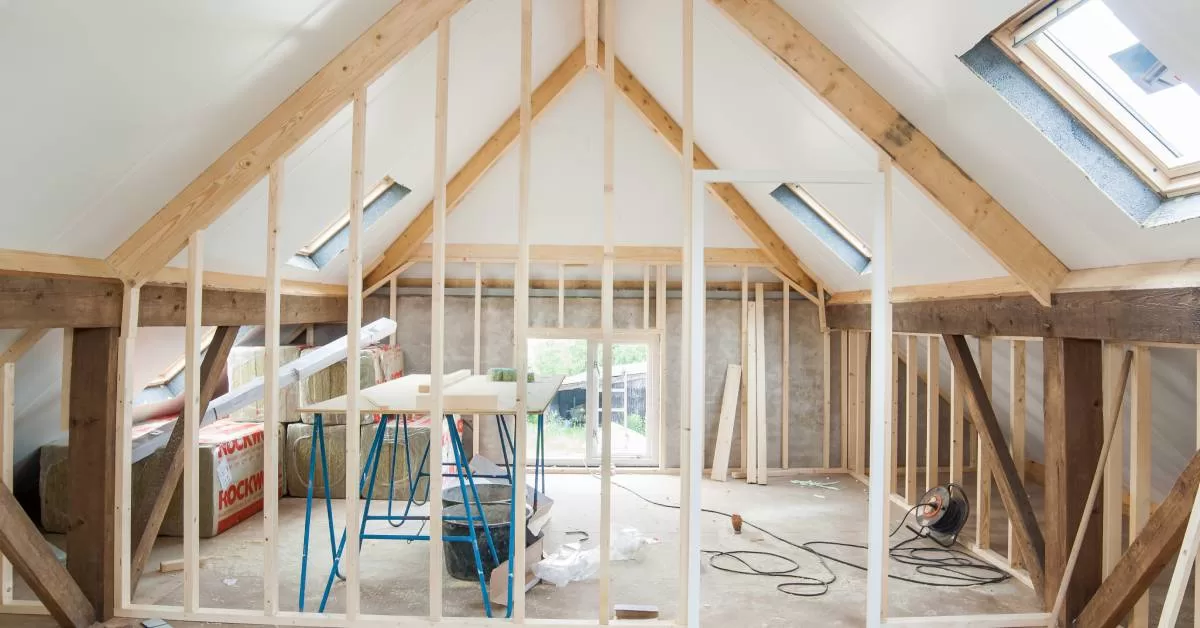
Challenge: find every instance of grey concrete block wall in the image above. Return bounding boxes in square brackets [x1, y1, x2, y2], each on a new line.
[359, 292, 831, 470]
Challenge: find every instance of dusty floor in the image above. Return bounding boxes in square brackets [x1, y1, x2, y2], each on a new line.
[3, 472, 1058, 626]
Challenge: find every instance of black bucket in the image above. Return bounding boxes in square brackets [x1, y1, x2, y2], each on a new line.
[441, 483, 512, 508]
[442, 503, 538, 581]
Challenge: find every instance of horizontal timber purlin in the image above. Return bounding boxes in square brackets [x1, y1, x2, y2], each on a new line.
[391, 277, 781, 292]
[408, 243, 770, 265]
[827, 288, 1200, 345]
[0, 275, 346, 327]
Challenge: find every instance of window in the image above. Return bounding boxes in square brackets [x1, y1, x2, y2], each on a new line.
[770, 183, 871, 273]
[995, 0, 1200, 197]
[288, 176, 411, 271]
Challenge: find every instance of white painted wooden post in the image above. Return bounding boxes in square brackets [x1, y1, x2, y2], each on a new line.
[599, 0, 616, 621]
[183, 232, 203, 613]
[866, 156, 893, 628]
[262, 162, 282, 616]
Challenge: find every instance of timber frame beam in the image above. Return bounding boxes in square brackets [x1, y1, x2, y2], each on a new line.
[943, 334, 1046, 593]
[129, 325, 238, 590]
[106, 0, 469, 282]
[0, 486, 95, 627]
[709, 0, 1068, 305]
[0, 274, 347, 328]
[829, 257, 1200, 305]
[827, 287, 1200, 346]
[1074, 449, 1200, 628]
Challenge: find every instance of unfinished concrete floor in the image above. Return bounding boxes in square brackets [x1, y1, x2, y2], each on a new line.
[8, 473, 1054, 626]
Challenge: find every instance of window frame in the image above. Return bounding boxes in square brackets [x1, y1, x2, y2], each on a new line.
[296, 176, 397, 257]
[993, 0, 1200, 197]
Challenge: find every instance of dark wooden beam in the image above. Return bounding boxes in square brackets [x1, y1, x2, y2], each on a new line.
[66, 326, 119, 619]
[942, 334, 1045, 593]
[129, 326, 238, 590]
[0, 274, 347, 327]
[1074, 450, 1200, 628]
[1043, 338, 1104, 619]
[0, 485, 95, 627]
[827, 288, 1200, 345]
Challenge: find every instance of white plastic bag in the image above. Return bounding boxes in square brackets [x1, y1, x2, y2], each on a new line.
[533, 527, 659, 587]
[611, 527, 657, 561]
[532, 543, 599, 587]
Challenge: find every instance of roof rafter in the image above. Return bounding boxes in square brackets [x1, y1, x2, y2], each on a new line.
[363, 43, 588, 291]
[602, 43, 824, 297]
[709, 0, 1069, 306]
[106, 0, 469, 282]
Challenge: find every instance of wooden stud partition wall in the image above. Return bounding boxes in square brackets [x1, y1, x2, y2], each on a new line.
[18, 1, 1200, 625]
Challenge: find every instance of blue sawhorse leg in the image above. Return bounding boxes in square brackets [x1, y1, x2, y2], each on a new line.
[298, 415, 339, 613]
[444, 415, 500, 617]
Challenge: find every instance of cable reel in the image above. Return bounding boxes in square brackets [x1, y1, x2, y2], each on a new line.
[913, 483, 970, 547]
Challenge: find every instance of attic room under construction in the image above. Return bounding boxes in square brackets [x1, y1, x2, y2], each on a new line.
[3, 0, 1200, 627]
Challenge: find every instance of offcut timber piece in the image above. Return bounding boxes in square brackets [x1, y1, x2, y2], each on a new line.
[614, 604, 659, 620]
[745, 302, 759, 484]
[159, 556, 212, 573]
[754, 284, 767, 485]
[416, 369, 472, 393]
[710, 365, 743, 481]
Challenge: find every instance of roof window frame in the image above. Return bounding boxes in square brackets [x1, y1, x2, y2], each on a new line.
[994, 0, 1200, 198]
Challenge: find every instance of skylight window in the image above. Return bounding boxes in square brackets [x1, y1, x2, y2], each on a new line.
[288, 177, 411, 271]
[770, 183, 871, 274]
[997, 0, 1200, 197]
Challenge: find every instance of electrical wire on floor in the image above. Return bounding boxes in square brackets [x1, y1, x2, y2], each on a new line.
[591, 473, 1011, 598]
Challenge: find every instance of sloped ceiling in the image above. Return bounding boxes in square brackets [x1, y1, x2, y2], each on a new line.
[0, 0, 398, 259]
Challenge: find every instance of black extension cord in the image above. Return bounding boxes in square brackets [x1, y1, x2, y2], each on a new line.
[599, 476, 1012, 598]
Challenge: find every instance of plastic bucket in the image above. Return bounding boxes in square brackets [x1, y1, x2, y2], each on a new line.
[441, 483, 512, 508]
[442, 503, 538, 581]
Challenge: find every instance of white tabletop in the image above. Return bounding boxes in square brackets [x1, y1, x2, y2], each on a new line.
[297, 373, 566, 415]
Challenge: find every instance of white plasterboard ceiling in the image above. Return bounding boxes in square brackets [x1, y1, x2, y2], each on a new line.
[0, 0, 398, 259]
